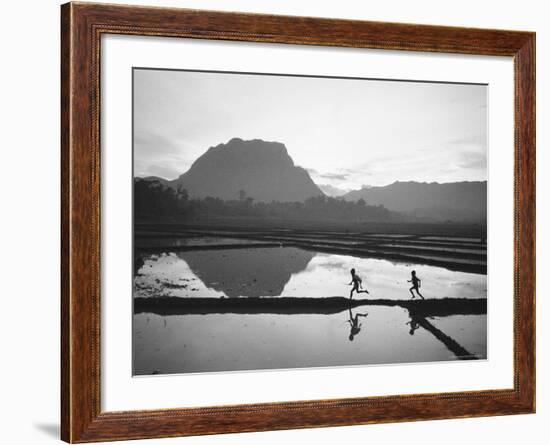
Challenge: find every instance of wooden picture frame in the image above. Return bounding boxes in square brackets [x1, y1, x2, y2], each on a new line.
[61, 2, 535, 442]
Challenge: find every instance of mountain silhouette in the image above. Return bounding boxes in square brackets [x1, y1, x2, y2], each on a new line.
[168, 138, 323, 202]
[344, 181, 487, 222]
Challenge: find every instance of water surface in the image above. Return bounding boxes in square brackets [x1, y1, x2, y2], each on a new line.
[133, 245, 487, 375]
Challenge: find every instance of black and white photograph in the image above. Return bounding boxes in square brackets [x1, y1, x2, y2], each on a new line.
[132, 68, 488, 376]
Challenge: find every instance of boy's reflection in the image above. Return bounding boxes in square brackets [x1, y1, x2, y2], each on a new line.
[347, 308, 368, 341]
[406, 316, 421, 335]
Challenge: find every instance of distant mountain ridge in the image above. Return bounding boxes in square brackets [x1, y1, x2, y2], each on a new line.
[344, 181, 487, 222]
[137, 139, 486, 222]
[152, 138, 323, 202]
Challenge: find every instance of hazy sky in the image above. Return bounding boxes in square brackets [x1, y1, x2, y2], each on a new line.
[134, 68, 487, 190]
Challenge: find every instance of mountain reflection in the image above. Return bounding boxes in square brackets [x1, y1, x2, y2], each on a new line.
[177, 247, 315, 297]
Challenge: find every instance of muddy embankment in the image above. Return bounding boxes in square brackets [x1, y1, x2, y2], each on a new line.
[134, 296, 487, 317]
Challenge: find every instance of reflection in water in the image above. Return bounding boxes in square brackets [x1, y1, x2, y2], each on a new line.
[133, 307, 487, 375]
[134, 255, 145, 276]
[134, 248, 486, 301]
[404, 313, 481, 359]
[414, 317, 477, 360]
[406, 316, 421, 335]
[281, 254, 486, 301]
[347, 308, 369, 341]
[134, 247, 314, 299]
[180, 247, 314, 297]
[133, 246, 487, 375]
[428, 314, 487, 358]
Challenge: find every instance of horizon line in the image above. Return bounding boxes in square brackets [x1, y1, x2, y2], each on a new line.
[134, 174, 488, 191]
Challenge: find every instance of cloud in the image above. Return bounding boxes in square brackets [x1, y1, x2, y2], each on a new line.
[448, 134, 486, 147]
[134, 131, 197, 179]
[145, 164, 182, 179]
[134, 132, 186, 157]
[318, 172, 350, 181]
[305, 168, 353, 182]
[304, 166, 375, 190]
[458, 151, 487, 170]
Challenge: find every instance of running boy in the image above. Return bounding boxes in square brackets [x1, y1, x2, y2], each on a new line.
[348, 268, 369, 300]
[408, 270, 424, 299]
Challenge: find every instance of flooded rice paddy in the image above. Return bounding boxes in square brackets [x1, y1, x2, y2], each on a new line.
[133, 228, 487, 376]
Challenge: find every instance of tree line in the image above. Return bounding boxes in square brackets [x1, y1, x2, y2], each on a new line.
[134, 178, 394, 222]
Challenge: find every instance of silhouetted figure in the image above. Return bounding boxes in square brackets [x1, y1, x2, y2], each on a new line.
[347, 308, 368, 341]
[348, 268, 369, 300]
[408, 270, 424, 299]
[406, 317, 420, 335]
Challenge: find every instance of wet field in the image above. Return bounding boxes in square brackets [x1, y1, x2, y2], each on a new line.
[133, 224, 487, 375]
[135, 223, 486, 274]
